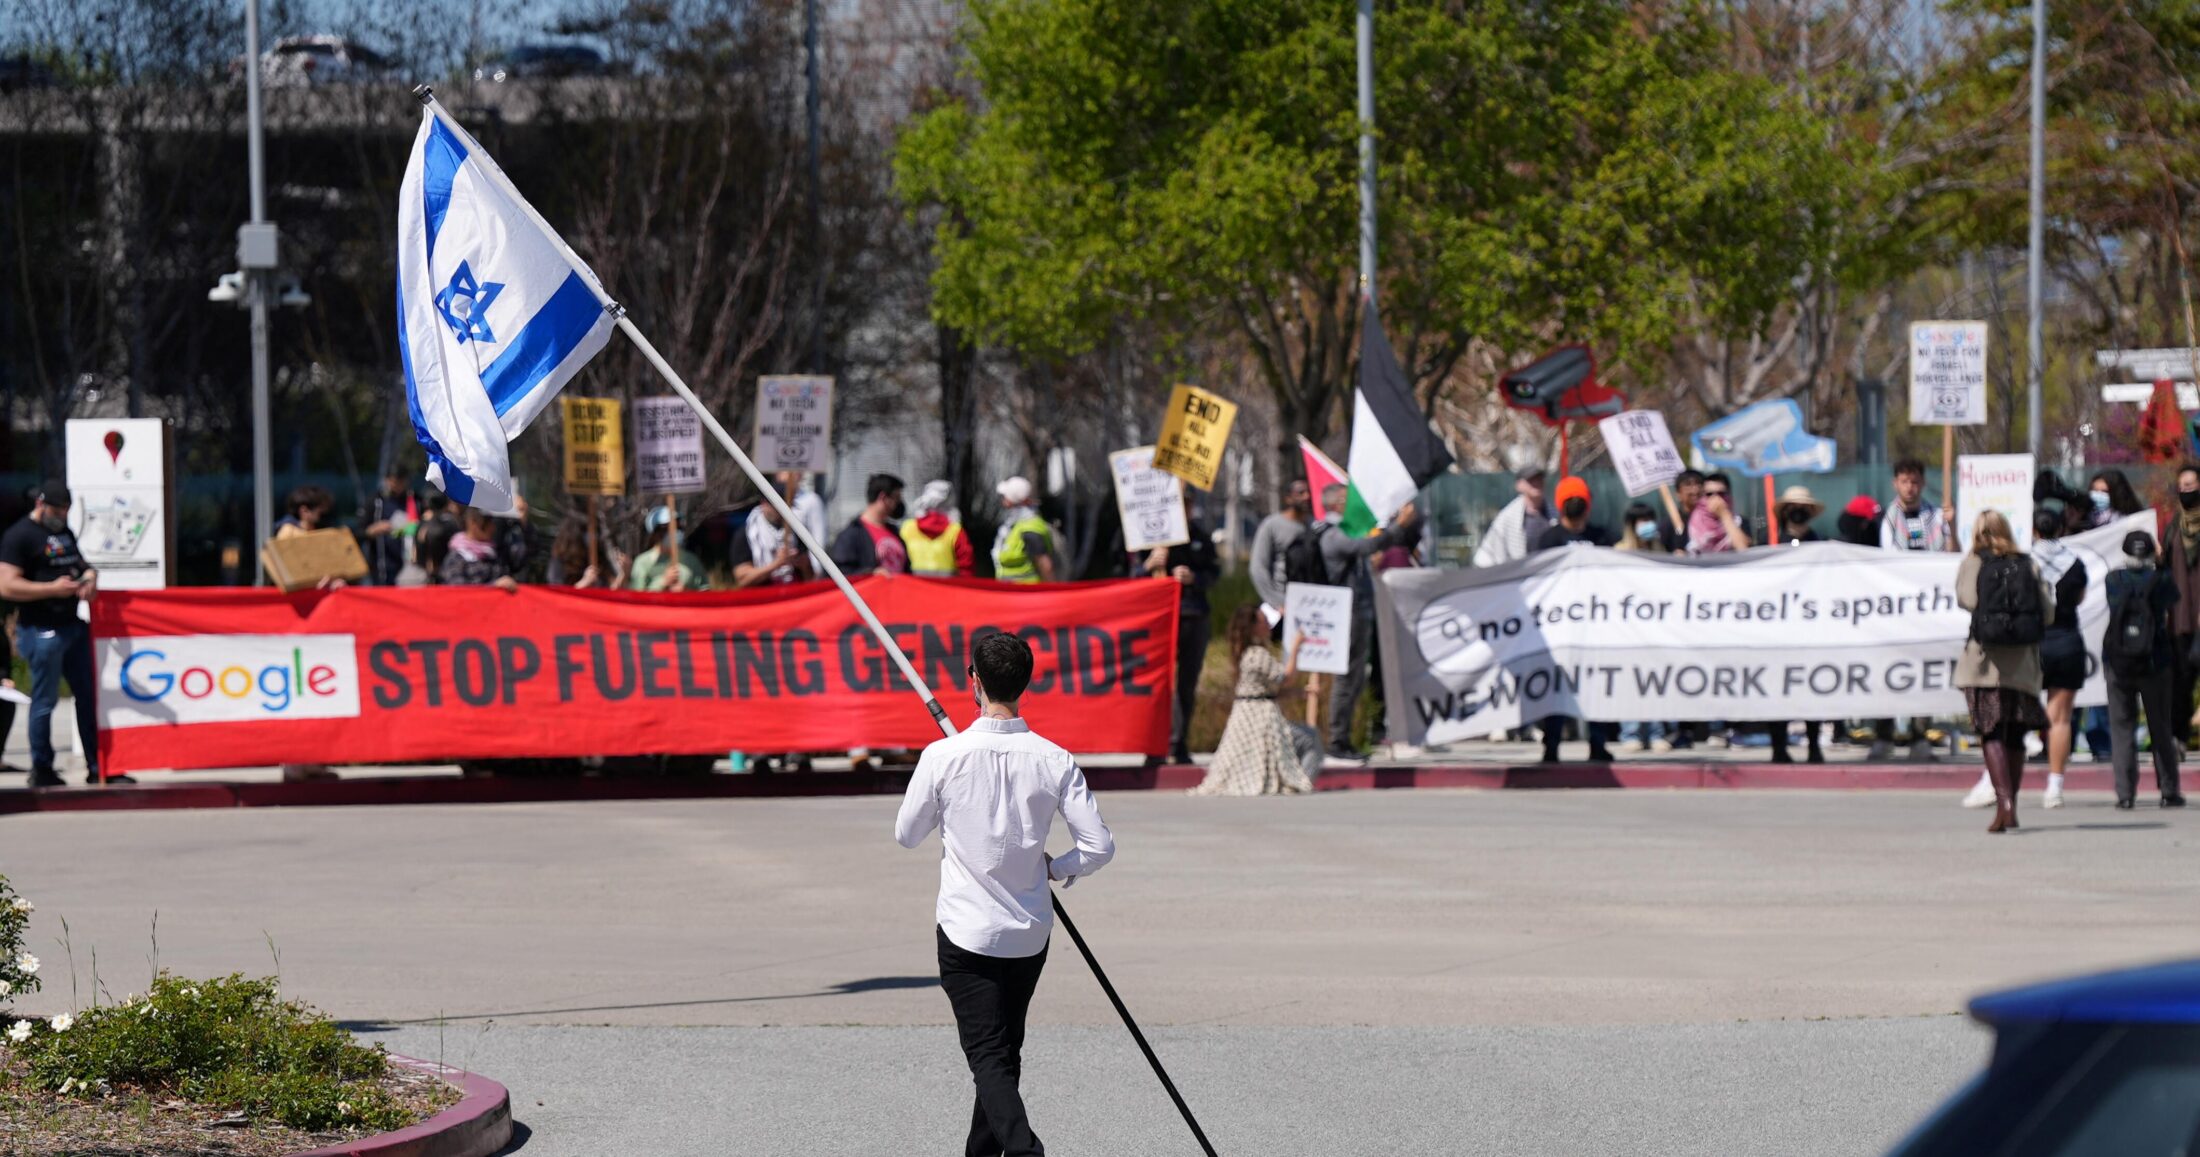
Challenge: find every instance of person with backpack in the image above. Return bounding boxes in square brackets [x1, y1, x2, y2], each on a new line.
[1297, 484, 1418, 761]
[1956, 510, 2055, 834]
[2029, 508, 2090, 808]
[2103, 531, 2187, 810]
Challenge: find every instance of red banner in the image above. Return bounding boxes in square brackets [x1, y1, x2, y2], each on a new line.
[92, 578, 1179, 773]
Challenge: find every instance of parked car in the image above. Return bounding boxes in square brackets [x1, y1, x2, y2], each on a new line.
[234, 36, 396, 88]
[473, 43, 610, 83]
[1887, 958, 2200, 1155]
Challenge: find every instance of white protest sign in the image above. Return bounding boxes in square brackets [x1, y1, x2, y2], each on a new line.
[1285, 582, 1355, 676]
[1956, 454, 2036, 552]
[1376, 514, 2150, 746]
[1598, 410, 1686, 497]
[754, 375, 834, 473]
[65, 418, 171, 589]
[1108, 446, 1189, 552]
[633, 397, 707, 494]
[1908, 321, 1988, 425]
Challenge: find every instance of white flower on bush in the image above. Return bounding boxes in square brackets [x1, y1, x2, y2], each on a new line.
[338, 1100, 353, 1116]
[15, 952, 37, 975]
[11, 898, 31, 914]
[6, 1019, 29, 1043]
[48, 1013, 72, 1032]
[0, 979, 11, 996]
[183, 987, 198, 998]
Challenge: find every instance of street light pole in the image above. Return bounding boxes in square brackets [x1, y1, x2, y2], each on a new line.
[2025, 0, 2045, 458]
[243, 0, 273, 583]
[1355, 0, 1376, 299]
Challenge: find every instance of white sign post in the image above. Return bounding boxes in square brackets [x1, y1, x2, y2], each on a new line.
[1284, 582, 1354, 676]
[64, 418, 172, 590]
[1908, 322, 1989, 425]
[753, 375, 834, 473]
[1956, 454, 2036, 552]
[1598, 410, 1686, 497]
[634, 397, 708, 494]
[1108, 446, 1189, 553]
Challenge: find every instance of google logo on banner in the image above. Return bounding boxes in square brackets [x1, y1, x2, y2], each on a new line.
[97, 634, 362, 730]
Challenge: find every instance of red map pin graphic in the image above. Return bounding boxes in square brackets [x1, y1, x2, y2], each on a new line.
[103, 429, 124, 464]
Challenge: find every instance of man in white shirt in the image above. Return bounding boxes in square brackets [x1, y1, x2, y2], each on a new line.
[896, 632, 1115, 1157]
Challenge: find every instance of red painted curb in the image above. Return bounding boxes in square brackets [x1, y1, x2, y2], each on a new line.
[288, 1054, 511, 1157]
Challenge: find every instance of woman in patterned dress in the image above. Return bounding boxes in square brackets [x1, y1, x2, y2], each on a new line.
[1193, 605, 1318, 796]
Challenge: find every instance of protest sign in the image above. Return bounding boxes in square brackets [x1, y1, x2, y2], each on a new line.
[754, 375, 834, 473]
[94, 577, 1181, 773]
[561, 397, 625, 496]
[1376, 514, 2149, 746]
[1956, 454, 2036, 552]
[1109, 447, 1190, 552]
[1284, 583, 1354, 676]
[1597, 411, 1686, 497]
[1153, 384, 1238, 490]
[1690, 399, 1836, 477]
[65, 418, 172, 589]
[634, 397, 707, 495]
[1908, 322, 1989, 425]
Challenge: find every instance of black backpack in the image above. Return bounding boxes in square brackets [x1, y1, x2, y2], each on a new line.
[1971, 554, 2046, 647]
[2106, 573, 2161, 677]
[1283, 521, 1338, 587]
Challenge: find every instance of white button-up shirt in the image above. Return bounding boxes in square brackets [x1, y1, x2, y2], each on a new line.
[896, 715, 1116, 958]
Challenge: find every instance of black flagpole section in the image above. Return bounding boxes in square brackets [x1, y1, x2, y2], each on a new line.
[1051, 893, 1219, 1156]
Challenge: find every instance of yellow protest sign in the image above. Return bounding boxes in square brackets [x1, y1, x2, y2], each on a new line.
[562, 396, 626, 496]
[1152, 384, 1237, 491]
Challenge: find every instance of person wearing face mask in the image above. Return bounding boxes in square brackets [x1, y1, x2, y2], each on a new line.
[0, 482, 126, 787]
[2103, 531, 2186, 809]
[2161, 465, 2200, 752]
[2087, 469, 2144, 527]
[1764, 487, 1830, 763]
[1614, 502, 1673, 752]
[829, 473, 910, 577]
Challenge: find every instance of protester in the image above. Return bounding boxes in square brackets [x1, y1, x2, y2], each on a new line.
[628, 507, 705, 592]
[2088, 468, 2144, 526]
[1687, 472, 1752, 553]
[1473, 465, 1549, 567]
[439, 508, 521, 591]
[546, 515, 628, 588]
[1837, 495, 1881, 546]
[1881, 458, 1956, 551]
[414, 511, 456, 584]
[1957, 510, 2052, 834]
[1135, 497, 1219, 765]
[1194, 606, 1318, 795]
[361, 469, 414, 586]
[1660, 469, 1704, 552]
[774, 469, 831, 548]
[1250, 480, 1312, 625]
[0, 482, 123, 787]
[2103, 531, 2187, 810]
[1769, 486, 1822, 547]
[901, 480, 975, 578]
[894, 631, 1115, 1157]
[494, 493, 543, 582]
[274, 485, 336, 538]
[1616, 502, 1666, 554]
[1533, 477, 1616, 762]
[1312, 485, 1418, 761]
[2161, 465, 2200, 753]
[2027, 509, 2090, 809]
[745, 497, 815, 586]
[830, 473, 910, 577]
[991, 476, 1056, 583]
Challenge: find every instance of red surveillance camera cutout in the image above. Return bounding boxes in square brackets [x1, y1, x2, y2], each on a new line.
[1497, 344, 1628, 427]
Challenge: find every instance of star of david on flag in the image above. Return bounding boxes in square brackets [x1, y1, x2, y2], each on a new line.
[397, 106, 613, 515]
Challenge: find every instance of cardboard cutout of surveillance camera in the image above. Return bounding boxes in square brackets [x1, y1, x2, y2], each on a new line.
[1497, 345, 1629, 426]
[1689, 399, 1837, 477]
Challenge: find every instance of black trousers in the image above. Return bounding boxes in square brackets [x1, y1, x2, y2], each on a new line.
[1171, 614, 1211, 759]
[2106, 668, 2184, 804]
[2176, 633, 2198, 748]
[939, 927, 1048, 1157]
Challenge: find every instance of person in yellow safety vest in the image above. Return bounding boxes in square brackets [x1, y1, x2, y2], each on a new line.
[991, 475, 1057, 583]
[901, 480, 975, 577]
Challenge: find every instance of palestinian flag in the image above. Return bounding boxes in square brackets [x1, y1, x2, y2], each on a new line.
[1342, 302, 1453, 535]
[1298, 436, 1348, 521]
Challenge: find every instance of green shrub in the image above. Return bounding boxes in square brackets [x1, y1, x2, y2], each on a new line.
[0, 874, 41, 1009]
[10, 973, 411, 1132]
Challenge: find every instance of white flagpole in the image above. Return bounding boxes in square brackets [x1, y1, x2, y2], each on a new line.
[411, 86, 955, 740]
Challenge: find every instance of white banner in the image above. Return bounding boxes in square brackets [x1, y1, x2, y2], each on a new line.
[633, 397, 707, 495]
[754, 375, 834, 473]
[1285, 582, 1354, 675]
[1376, 515, 2150, 745]
[1108, 446, 1189, 552]
[1598, 410, 1686, 497]
[1957, 454, 2035, 552]
[1909, 321, 1988, 426]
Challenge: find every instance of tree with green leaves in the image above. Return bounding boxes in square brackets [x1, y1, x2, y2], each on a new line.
[897, 0, 1850, 476]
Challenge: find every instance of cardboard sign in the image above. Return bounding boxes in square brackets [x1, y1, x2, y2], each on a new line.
[1690, 398, 1836, 477]
[260, 529, 369, 593]
[1956, 453, 2035, 552]
[634, 397, 707, 495]
[561, 397, 625, 496]
[1597, 411, 1686, 497]
[1153, 384, 1238, 490]
[1909, 321, 1989, 426]
[1284, 582, 1354, 676]
[1108, 446, 1189, 553]
[65, 418, 172, 589]
[754, 376, 834, 473]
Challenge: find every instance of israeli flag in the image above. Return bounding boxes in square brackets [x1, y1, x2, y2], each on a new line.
[397, 107, 613, 515]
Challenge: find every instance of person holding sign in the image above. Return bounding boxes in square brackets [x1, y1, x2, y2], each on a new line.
[1193, 606, 1318, 796]
[1881, 459, 1956, 552]
[1133, 495, 1218, 766]
[627, 507, 705, 592]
